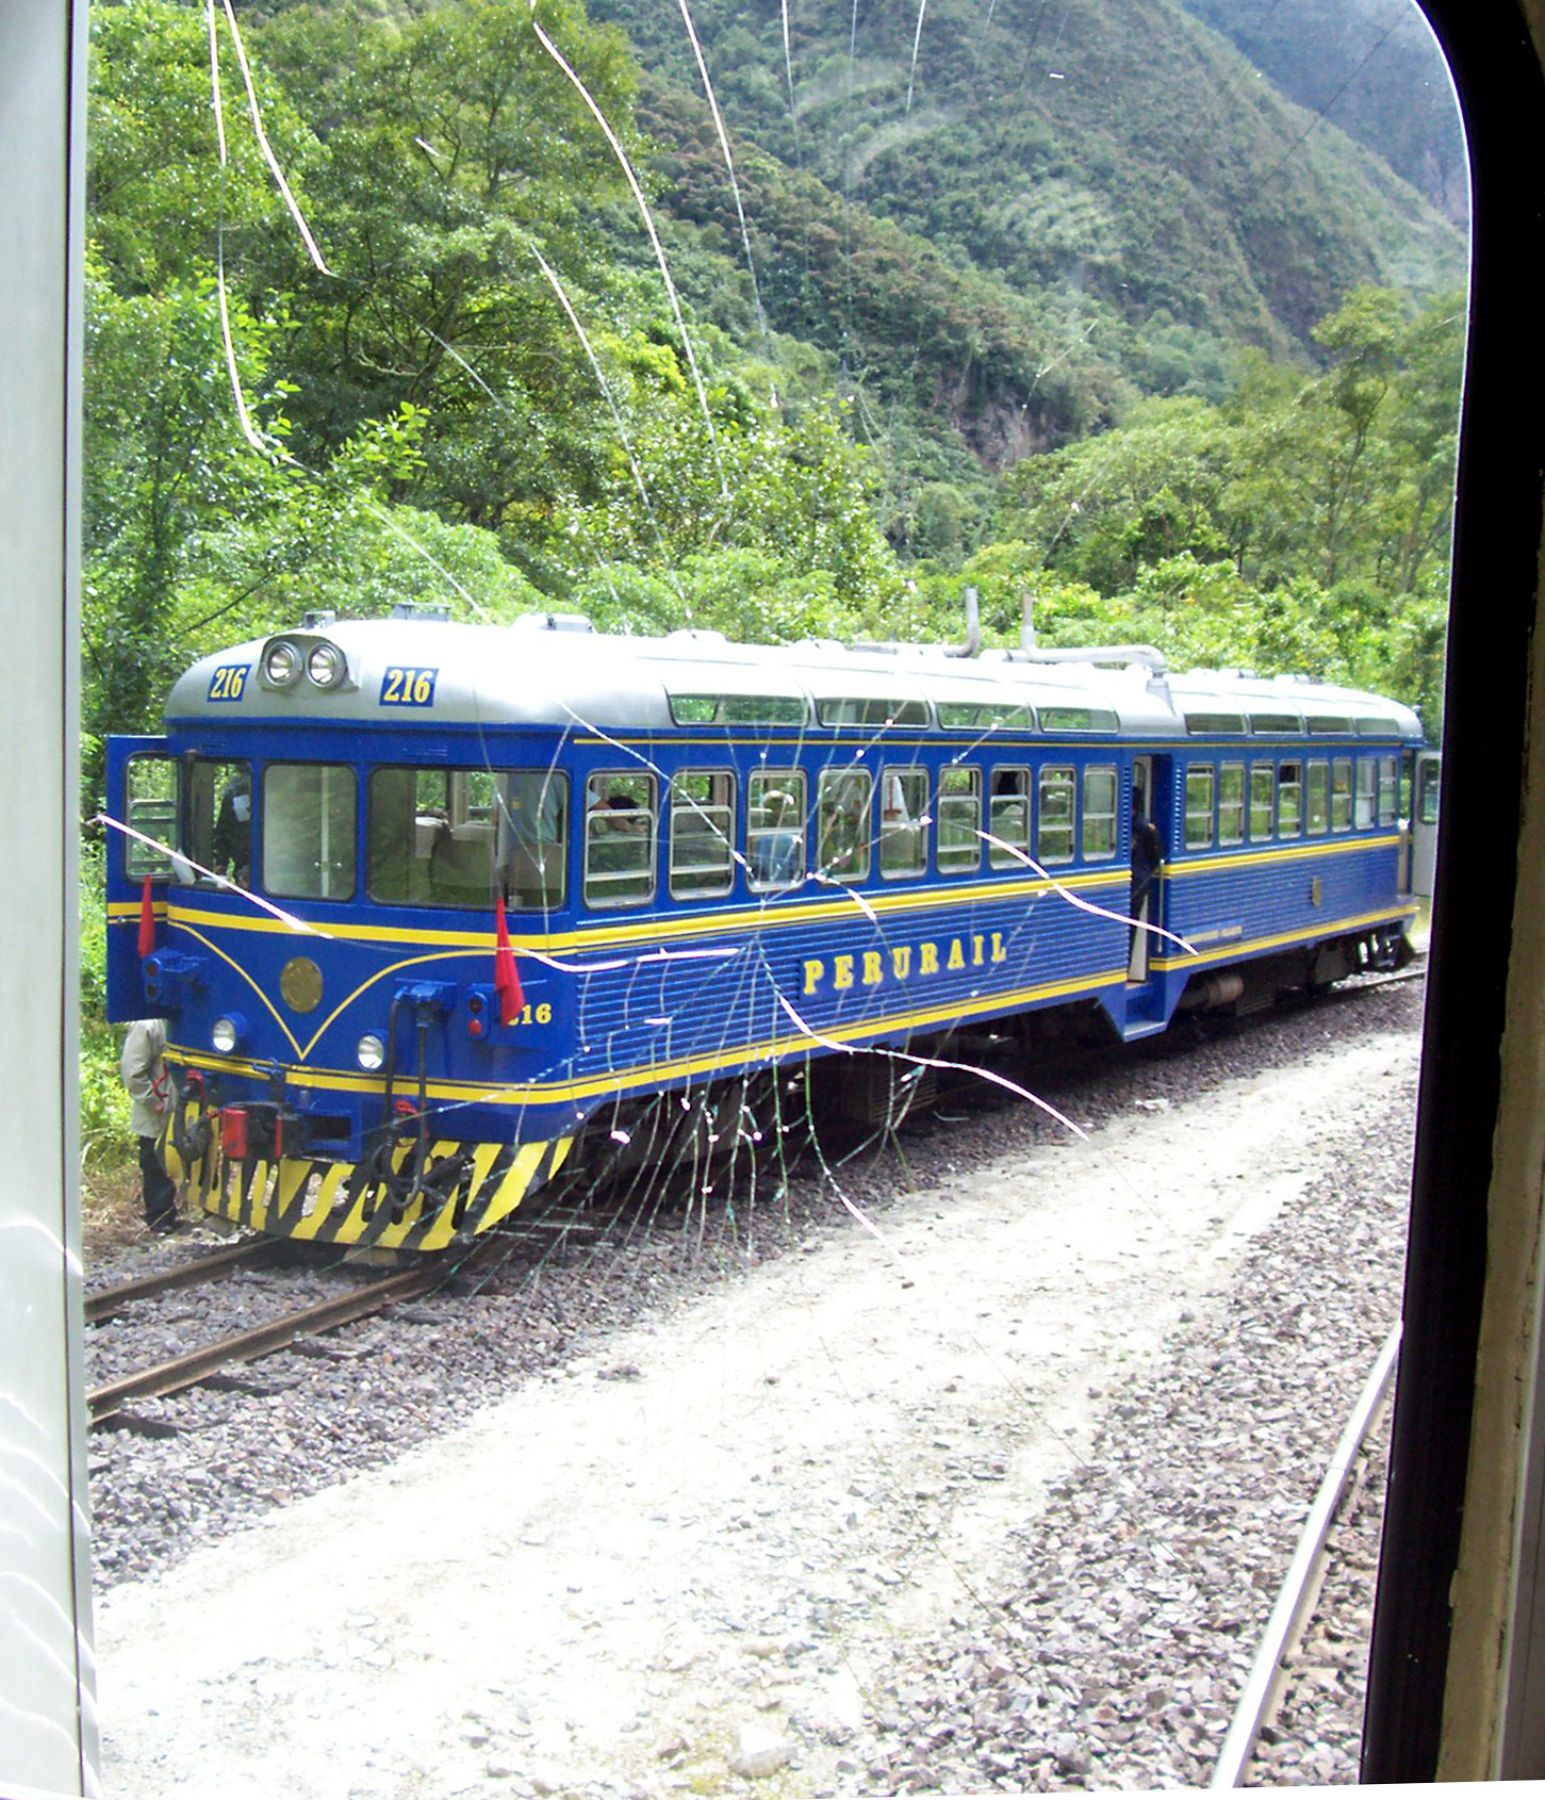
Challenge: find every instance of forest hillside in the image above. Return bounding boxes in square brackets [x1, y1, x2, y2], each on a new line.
[85, 0, 1462, 759]
[1176, 0, 1466, 225]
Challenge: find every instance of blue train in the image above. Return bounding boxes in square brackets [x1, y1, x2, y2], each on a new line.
[103, 608, 1432, 1252]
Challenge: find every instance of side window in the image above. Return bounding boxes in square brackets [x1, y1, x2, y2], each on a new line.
[817, 767, 872, 882]
[369, 767, 540, 909]
[989, 767, 1031, 869]
[500, 771, 568, 910]
[1419, 758, 1441, 825]
[669, 771, 735, 899]
[584, 772, 658, 908]
[1278, 761, 1303, 839]
[937, 767, 982, 874]
[125, 754, 177, 880]
[1249, 763, 1275, 842]
[1218, 762, 1246, 847]
[1354, 758, 1377, 830]
[1378, 755, 1399, 826]
[1082, 765, 1118, 860]
[185, 758, 252, 887]
[1037, 765, 1075, 865]
[1306, 760, 1330, 836]
[263, 763, 356, 901]
[878, 767, 928, 879]
[1331, 757, 1353, 831]
[1184, 763, 1215, 851]
[747, 769, 807, 891]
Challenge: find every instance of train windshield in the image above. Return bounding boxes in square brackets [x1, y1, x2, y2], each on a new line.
[264, 762, 356, 901]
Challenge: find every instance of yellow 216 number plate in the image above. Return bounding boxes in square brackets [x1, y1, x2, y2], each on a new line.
[379, 665, 438, 707]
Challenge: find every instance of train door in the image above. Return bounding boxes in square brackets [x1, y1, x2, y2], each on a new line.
[103, 733, 175, 1022]
[1128, 753, 1169, 987]
[1410, 748, 1441, 898]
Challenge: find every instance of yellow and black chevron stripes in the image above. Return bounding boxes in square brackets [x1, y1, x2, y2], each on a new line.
[165, 1102, 573, 1251]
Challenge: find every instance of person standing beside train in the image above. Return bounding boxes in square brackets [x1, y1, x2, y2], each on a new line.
[1131, 804, 1164, 936]
[121, 1016, 177, 1234]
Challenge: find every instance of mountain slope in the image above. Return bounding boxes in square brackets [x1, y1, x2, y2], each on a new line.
[1176, 0, 1466, 226]
[594, 0, 1461, 359]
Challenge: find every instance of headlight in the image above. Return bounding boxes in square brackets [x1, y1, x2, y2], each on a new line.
[263, 640, 302, 687]
[307, 642, 346, 689]
[211, 1014, 245, 1055]
[357, 1033, 387, 1073]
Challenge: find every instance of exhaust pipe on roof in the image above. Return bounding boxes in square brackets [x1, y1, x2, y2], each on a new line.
[945, 585, 982, 659]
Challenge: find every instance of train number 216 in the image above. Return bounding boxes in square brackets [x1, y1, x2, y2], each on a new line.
[379, 665, 438, 707]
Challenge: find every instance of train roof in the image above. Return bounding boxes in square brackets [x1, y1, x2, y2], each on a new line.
[165, 613, 1425, 742]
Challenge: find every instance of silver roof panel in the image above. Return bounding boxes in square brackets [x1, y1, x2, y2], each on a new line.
[164, 620, 1423, 740]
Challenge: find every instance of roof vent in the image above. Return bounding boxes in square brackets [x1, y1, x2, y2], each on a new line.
[513, 611, 595, 634]
[389, 601, 452, 622]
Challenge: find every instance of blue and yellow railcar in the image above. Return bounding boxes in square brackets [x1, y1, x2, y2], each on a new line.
[103, 611, 1427, 1251]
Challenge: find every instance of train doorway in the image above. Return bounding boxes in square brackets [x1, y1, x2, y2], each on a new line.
[1410, 749, 1441, 899]
[1127, 754, 1169, 993]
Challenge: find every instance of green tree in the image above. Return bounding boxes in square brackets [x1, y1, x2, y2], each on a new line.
[82, 272, 292, 790]
[253, 0, 642, 532]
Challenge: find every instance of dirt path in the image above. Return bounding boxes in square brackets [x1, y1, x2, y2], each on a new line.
[95, 1024, 1417, 1799]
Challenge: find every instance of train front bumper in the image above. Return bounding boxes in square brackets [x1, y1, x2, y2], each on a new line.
[163, 1087, 574, 1252]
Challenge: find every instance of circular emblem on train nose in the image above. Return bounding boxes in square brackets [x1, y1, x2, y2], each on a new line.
[280, 956, 324, 1014]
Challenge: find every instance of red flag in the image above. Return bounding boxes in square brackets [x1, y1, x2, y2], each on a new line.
[494, 892, 525, 1025]
[137, 875, 157, 959]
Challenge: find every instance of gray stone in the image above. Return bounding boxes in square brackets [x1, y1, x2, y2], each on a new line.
[729, 1724, 793, 1780]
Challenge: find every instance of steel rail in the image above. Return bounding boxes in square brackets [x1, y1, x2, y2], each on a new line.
[1335, 965, 1427, 995]
[1209, 1322, 1403, 1788]
[86, 1264, 439, 1426]
[84, 1240, 281, 1323]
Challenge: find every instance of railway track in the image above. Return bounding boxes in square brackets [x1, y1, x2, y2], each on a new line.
[87, 1257, 449, 1429]
[84, 1239, 281, 1324]
[1324, 962, 1427, 998]
[1210, 1325, 1402, 1787]
[86, 966, 1424, 1433]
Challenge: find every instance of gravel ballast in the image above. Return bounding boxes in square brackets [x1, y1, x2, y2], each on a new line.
[92, 983, 1420, 1795]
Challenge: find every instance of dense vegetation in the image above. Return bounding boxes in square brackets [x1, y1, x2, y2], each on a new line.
[1177, 0, 1467, 226]
[81, 0, 1463, 1175]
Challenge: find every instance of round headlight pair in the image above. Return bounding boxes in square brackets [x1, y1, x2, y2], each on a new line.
[263, 638, 346, 690]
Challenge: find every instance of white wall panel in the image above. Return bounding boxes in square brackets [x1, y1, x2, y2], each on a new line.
[0, 1, 98, 1793]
